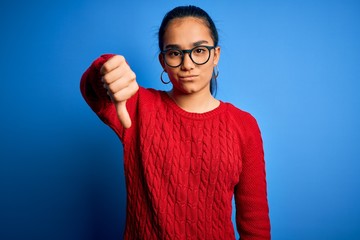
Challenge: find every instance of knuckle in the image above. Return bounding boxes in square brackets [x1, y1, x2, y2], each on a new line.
[101, 62, 109, 74]
[125, 71, 135, 82]
[107, 84, 115, 93]
[102, 62, 111, 73]
[130, 71, 136, 80]
[115, 55, 125, 64]
[134, 82, 139, 91]
[102, 74, 111, 83]
[132, 82, 139, 93]
[113, 92, 124, 102]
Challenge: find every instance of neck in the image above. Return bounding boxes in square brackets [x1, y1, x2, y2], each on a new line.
[168, 89, 219, 113]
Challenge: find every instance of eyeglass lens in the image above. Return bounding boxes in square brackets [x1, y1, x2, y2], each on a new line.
[164, 46, 211, 67]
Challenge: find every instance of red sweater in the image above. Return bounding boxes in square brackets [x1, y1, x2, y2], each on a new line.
[80, 54, 271, 239]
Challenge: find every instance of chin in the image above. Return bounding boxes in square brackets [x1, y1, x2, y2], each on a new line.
[183, 88, 207, 96]
[173, 81, 210, 95]
[178, 88, 194, 95]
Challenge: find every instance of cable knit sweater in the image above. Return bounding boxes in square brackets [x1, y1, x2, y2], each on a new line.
[80, 54, 270, 239]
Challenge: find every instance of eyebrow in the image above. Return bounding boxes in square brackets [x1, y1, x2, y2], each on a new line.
[164, 40, 209, 50]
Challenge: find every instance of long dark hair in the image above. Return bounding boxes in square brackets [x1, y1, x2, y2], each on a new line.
[158, 5, 219, 95]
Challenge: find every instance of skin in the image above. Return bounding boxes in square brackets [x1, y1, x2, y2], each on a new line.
[159, 17, 221, 113]
[101, 17, 221, 128]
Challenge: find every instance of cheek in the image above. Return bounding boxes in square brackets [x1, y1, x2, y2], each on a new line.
[200, 65, 214, 80]
[166, 68, 178, 80]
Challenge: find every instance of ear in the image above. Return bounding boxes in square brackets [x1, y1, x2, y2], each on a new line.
[158, 53, 166, 71]
[213, 46, 221, 66]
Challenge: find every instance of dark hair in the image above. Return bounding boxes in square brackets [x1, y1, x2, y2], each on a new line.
[158, 5, 219, 95]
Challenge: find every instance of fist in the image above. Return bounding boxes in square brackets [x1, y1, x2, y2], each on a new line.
[100, 55, 139, 128]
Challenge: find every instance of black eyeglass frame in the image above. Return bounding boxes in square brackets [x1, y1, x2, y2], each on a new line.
[161, 45, 216, 68]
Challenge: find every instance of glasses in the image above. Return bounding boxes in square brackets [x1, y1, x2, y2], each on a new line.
[161, 45, 215, 68]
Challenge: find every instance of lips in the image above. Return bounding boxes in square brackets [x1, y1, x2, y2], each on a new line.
[179, 75, 198, 81]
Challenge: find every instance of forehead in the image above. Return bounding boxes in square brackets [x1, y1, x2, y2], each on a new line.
[163, 17, 213, 47]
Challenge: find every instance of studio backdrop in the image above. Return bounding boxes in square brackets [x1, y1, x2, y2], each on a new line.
[1, 0, 359, 239]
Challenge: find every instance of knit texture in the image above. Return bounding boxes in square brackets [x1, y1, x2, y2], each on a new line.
[80, 54, 271, 239]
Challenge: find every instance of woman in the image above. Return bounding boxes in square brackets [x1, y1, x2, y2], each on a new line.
[81, 5, 271, 239]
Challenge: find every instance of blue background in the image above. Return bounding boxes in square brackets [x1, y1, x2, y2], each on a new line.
[1, 0, 359, 239]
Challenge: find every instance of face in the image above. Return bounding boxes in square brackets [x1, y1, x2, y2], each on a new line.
[159, 17, 220, 95]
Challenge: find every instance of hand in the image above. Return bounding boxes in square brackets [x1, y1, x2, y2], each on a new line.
[100, 55, 139, 128]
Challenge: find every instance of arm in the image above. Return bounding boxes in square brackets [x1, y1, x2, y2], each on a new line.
[235, 114, 271, 240]
[80, 54, 139, 140]
[80, 54, 115, 116]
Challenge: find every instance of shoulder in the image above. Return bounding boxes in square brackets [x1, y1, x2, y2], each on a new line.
[224, 102, 259, 127]
[222, 102, 262, 141]
[223, 102, 264, 152]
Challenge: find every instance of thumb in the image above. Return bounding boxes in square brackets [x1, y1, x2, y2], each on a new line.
[115, 101, 132, 129]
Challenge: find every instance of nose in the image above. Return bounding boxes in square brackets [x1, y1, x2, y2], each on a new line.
[181, 52, 195, 70]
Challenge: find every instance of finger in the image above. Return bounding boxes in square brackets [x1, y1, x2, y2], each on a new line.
[101, 63, 129, 85]
[106, 71, 136, 93]
[116, 101, 132, 129]
[106, 80, 128, 95]
[110, 77, 138, 102]
[100, 55, 126, 75]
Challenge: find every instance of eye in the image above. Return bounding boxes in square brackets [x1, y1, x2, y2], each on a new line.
[193, 47, 207, 55]
[166, 49, 182, 58]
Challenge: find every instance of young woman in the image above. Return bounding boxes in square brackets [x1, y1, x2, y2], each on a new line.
[81, 5, 271, 240]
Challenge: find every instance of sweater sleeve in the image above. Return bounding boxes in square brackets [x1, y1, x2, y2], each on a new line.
[234, 113, 271, 240]
[80, 54, 138, 143]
